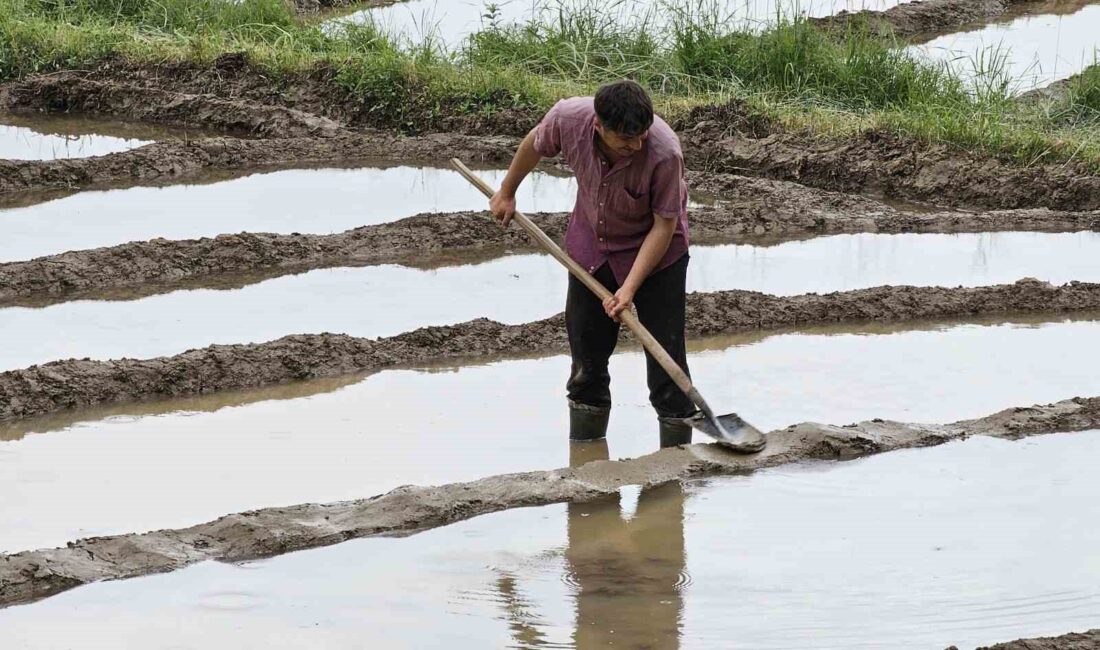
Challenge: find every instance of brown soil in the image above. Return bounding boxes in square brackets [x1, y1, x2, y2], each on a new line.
[959, 628, 1100, 649]
[0, 279, 1096, 421]
[3, 179, 1098, 307]
[1, 396, 1096, 609]
[4, 69, 1099, 212]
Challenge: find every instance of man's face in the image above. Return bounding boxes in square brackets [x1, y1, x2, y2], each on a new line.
[594, 118, 648, 158]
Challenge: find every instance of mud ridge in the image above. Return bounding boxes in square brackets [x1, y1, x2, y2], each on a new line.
[3, 178, 1099, 306]
[1, 279, 1098, 421]
[812, 0, 1022, 39]
[0, 133, 517, 196]
[291, 0, 401, 14]
[0, 72, 346, 139]
[681, 124, 1100, 212]
[957, 628, 1100, 649]
[4, 70, 1099, 212]
[1, 396, 1097, 609]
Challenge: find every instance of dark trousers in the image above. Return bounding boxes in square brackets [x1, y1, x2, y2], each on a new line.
[565, 253, 695, 419]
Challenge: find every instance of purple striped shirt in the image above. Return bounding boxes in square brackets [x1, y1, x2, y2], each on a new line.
[532, 97, 689, 285]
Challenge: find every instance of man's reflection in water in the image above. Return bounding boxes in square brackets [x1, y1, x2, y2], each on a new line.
[567, 440, 686, 649]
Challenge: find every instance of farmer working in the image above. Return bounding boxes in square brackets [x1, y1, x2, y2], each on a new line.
[489, 80, 695, 448]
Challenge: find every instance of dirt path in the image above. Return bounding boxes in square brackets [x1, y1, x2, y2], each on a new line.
[3, 71, 1098, 211]
[0, 396, 1095, 609]
[4, 179, 1095, 306]
[1, 279, 1097, 421]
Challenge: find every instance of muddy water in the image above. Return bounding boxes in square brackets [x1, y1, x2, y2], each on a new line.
[2, 431, 1098, 649]
[332, 0, 910, 49]
[3, 316, 1100, 552]
[0, 113, 217, 160]
[912, 2, 1100, 92]
[2, 231, 1098, 371]
[0, 166, 576, 262]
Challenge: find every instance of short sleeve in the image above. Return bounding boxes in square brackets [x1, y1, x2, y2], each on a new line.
[650, 155, 688, 220]
[532, 101, 565, 158]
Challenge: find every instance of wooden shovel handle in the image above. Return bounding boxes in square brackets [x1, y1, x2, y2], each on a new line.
[450, 158, 696, 397]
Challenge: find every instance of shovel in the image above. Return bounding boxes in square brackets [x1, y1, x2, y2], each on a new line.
[451, 158, 766, 453]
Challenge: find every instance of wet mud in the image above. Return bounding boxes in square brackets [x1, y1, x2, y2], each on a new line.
[0, 279, 1097, 421]
[0, 395, 1096, 609]
[3, 175, 1097, 307]
[965, 628, 1100, 649]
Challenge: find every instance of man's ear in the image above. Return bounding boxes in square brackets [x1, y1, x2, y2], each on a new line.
[592, 115, 603, 134]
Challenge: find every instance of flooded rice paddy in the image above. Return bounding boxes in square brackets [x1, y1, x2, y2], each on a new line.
[331, 0, 912, 49]
[2, 315, 1098, 553]
[1, 231, 1096, 371]
[0, 166, 577, 262]
[912, 2, 1100, 92]
[2, 427, 1097, 649]
[0, 113, 214, 160]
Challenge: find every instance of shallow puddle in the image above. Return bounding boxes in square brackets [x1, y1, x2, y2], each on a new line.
[2, 430, 1098, 649]
[911, 2, 1100, 92]
[2, 315, 1099, 552]
[0, 165, 576, 262]
[332, 0, 911, 50]
[2, 231, 1098, 371]
[0, 115, 152, 161]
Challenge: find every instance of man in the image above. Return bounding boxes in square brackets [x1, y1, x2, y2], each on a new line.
[489, 80, 696, 448]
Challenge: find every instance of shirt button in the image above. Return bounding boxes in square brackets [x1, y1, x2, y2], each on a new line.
[599, 237, 604, 242]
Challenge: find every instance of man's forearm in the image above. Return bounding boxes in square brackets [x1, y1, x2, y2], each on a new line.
[621, 215, 677, 292]
[500, 129, 542, 197]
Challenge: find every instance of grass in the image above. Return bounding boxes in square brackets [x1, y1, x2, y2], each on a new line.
[0, 0, 1097, 169]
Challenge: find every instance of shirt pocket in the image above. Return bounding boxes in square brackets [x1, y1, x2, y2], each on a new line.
[612, 186, 651, 221]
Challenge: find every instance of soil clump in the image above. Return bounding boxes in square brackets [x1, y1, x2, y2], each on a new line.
[0, 396, 1096, 609]
[0, 279, 1097, 421]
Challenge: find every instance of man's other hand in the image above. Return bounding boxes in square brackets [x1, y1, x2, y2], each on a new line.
[489, 191, 517, 228]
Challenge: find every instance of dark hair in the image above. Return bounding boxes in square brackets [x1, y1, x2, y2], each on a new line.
[594, 80, 654, 137]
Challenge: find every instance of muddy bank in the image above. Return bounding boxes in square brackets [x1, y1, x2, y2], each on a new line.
[0, 132, 516, 196]
[681, 121, 1100, 212]
[962, 628, 1100, 649]
[3, 188, 1099, 306]
[1, 395, 1097, 608]
[0, 72, 346, 139]
[813, 0, 1020, 39]
[1, 279, 1097, 421]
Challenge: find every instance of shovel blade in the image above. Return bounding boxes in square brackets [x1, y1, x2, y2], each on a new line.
[689, 412, 767, 453]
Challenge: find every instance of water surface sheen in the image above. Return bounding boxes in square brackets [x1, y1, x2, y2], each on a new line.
[2, 431, 1098, 649]
[1, 316, 1098, 552]
[1, 231, 1097, 371]
[912, 3, 1100, 92]
[0, 116, 151, 160]
[0, 166, 576, 262]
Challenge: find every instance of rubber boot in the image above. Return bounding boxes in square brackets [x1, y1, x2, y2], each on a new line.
[658, 416, 693, 448]
[569, 401, 610, 441]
